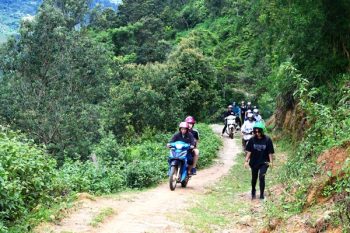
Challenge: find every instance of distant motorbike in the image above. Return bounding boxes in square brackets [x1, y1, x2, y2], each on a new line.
[225, 115, 240, 139]
[167, 141, 192, 191]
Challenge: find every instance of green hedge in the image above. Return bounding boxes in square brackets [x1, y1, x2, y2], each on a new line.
[195, 123, 222, 168]
[0, 129, 62, 229]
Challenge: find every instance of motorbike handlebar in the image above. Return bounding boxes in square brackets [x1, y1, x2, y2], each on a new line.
[242, 131, 253, 135]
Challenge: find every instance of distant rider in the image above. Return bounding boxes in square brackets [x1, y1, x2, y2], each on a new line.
[244, 122, 274, 200]
[232, 102, 242, 127]
[221, 105, 235, 136]
[253, 109, 263, 122]
[244, 109, 254, 122]
[241, 113, 255, 150]
[185, 116, 199, 175]
[246, 102, 253, 113]
[240, 101, 247, 124]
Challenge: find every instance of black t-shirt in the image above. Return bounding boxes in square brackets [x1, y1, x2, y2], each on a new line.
[223, 110, 235, 118]
[170, 132, 195, 146]
[189, 129, 199, 147]
[190, 129, 199, 141]
[246, 135, 274, 168]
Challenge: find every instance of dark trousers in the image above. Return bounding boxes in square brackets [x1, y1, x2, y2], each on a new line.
[236, 116, 241, 127]
[222, 120, 227, 134]
[251, 163, 269, 197]
[241, 114, 245, 124]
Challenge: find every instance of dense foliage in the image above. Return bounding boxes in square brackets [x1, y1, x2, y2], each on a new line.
[0, 128, 62, 232]
[1, 0, 350, 231]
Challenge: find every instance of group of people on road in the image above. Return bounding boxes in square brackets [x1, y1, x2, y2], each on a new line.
[222, 100, 274, 200]
[221, 101, 263, 137]
[167, 100, 274, 200]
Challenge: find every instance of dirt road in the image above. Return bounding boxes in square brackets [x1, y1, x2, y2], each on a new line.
[37, 124, 241, 233]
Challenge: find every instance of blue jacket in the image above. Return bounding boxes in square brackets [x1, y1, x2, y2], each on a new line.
[233, 105, 241, 115]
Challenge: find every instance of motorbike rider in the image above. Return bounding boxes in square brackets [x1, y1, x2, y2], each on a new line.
[185, 116, 199, 175]
[241, 113, 255, 150]
[244, 109, 254, 122]
[240, 101, 247, 124]
[245, 102, 253, 117]
[222, 105, 235, 136]
[168, 122, 195, 174]
[253, 109, 263, 122]
[244, 122, 274, 200]
[233, 102, 242, 127]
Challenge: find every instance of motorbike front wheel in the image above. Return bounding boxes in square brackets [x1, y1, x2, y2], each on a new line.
[169, 166, 178, 191]
[229, 128, 234, 139]
[181, 175, 189, 188]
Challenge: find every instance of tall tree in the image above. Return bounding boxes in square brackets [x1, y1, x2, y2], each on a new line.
[0, 0, 113, 162]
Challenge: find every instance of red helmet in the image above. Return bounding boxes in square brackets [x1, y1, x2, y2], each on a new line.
[179, 122, 189, 130]
[185, 116, 196, 124]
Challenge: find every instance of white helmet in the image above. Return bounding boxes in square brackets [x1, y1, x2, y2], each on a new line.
[253, 109, 259, 114]
[247, 113, 254, 118]
[247, 109, 252, 113]
[247, 102, 251, 105]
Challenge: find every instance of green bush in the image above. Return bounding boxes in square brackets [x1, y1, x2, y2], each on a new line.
[0, 128, 61, 225]
[124, 159, 165, 188]
[121, 140, 168, 188]
[57, 160, 124, 195]
[195, 123, 222, 168]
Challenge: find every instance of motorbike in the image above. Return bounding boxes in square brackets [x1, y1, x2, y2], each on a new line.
[167, 141, 192, 191]
[225, 115, 240, 139]
[242, 130, 253, 150]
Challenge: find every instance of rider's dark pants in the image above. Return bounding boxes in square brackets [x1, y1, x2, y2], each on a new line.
[222, 120, 227, 134]
[242, 139, 246, 149]
[251, 163, 269, 197]
[241, 114, 245, 124]
[236, 116, 241, 127]
[242, 139, 250, 149]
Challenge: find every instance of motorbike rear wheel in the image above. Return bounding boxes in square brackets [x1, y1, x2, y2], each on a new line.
[169, 166, 178, 191]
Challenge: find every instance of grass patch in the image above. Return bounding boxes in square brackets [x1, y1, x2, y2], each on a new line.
[90, 208, 115, 228]
[262, 135, 308, 225]
[176, 136, 289, 232]
[178, 152, 252, 232]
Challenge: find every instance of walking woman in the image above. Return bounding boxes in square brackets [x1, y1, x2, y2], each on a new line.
[244, 122, 274, 200]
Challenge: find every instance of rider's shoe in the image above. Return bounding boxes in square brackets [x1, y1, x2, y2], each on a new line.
[191, 167, 197, 175]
